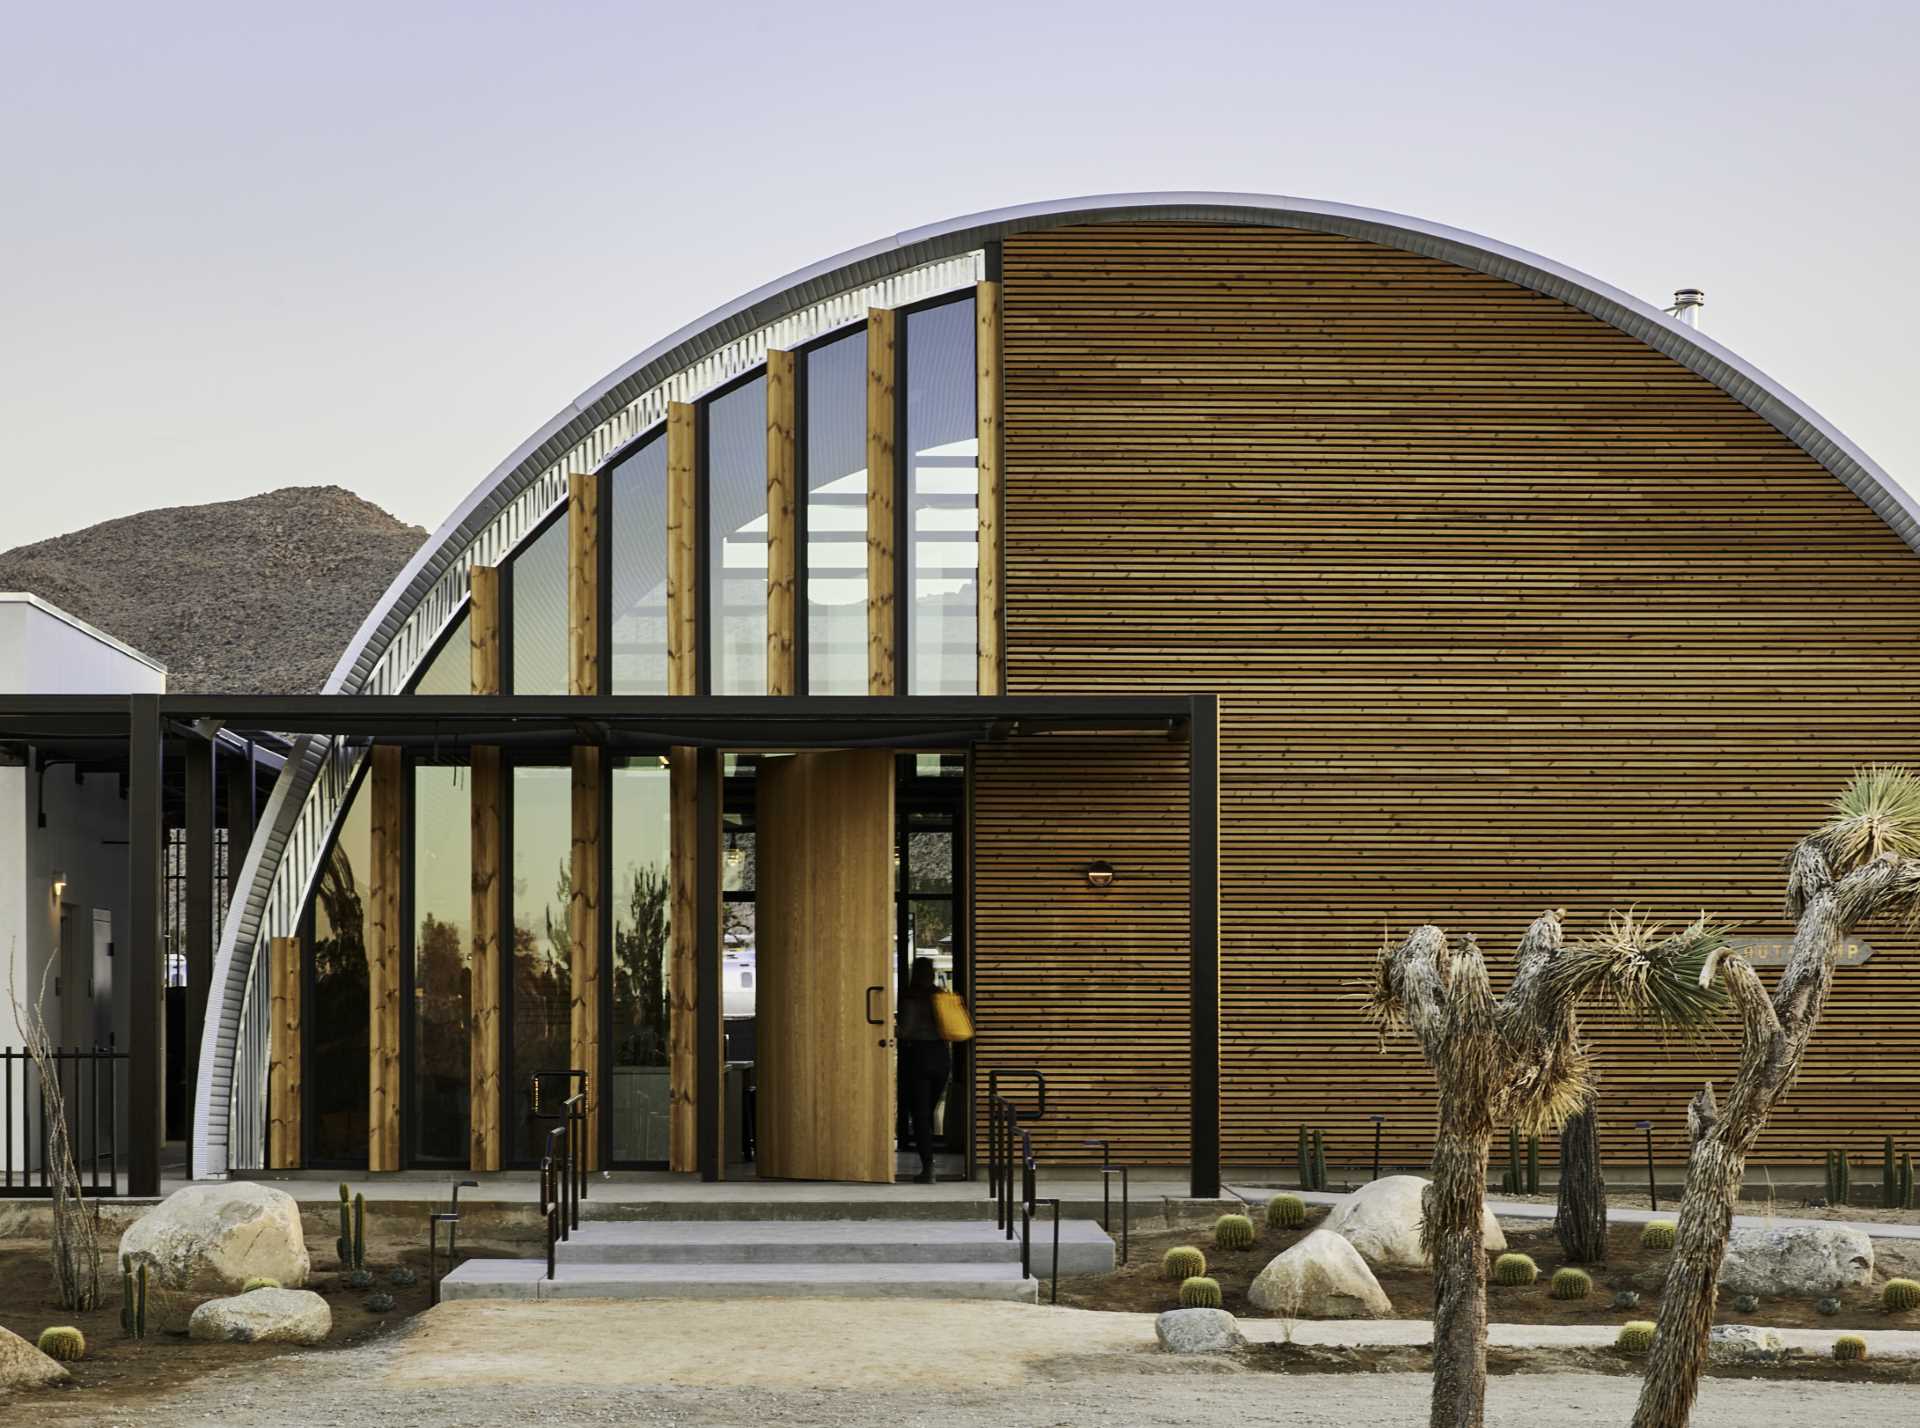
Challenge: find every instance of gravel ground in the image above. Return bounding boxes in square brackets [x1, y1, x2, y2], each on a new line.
[23, 1300, 1919, 1428]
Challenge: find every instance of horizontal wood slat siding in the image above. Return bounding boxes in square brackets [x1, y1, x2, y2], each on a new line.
[972, 736, 1190, 1164]
[1000, 222, 1920, 1169]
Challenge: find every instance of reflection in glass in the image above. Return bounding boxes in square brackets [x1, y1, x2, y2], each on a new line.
[611, 759, 672, 1163]
[411, 612, 472, 695]
[805, 330, 868, 693]
[309, 776, 370, 1163]
[511, 517, 569, 694]
[412, 762, 472, 1164]
[610, 437, 670, 695]
[707, 378, 767, 695]
[906, 299, 978, 695]
[510, 764, 571, 1163]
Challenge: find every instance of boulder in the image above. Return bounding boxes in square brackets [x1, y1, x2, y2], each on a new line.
[1247, 1228, 1392, 1317]
[119, 1182, 311, 1296]
[188, 1288, 332, 1345]
[1321, 1175, 1505, 1269]
[0, 1324, 70, 1392]
[1707, 1324, 1787, 1364]
[1154, 1307, 1247, 1354]
[1717, 1225, 1873, 1297]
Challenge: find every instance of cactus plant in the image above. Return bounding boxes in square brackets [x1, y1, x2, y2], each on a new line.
[1732, 1293, 1759, 1314]
[1640, 1220, 1676, 1251]
[37, 1326, 86, 1361]
[1883, 1277, 1920, 1312]
[1903, 1152, 1916, 1211]
[1297, 1126, 1313, 1190]
[1833, 1334, 1868, 1362]
[1492, 1253, 1538, 1286]
[1550, 1267, 1591, 1300]
[366, 1292, 396, 1313]
[1502, 1126, 1522, 1194]
[119, 1264, 148, 1339]
[1162, 1246, 1207, 1281]
[1886, 1136, 1899, 1209]
[348, 1268, 375, 1290]
[1817, 1295, 1842, 1316]
[1611, 1290, 1641, 1310]
[337, 1183, 353, 1268]
[390, 1266, 419, 1287]
[1265, 1193, 1306, 1229]
[1616, 1321, 1656, 1354]
[1213, 1213, 1255, 1251]
[1178, 1275, 1222, 1309]
[1527, 1135, 1541, 1195]
[242, 1276, 281, 1293]
[1312, 1128, 1328, 1193]
[1825, 1149, 1852, 1206]
[353, 1192, 367, 1270]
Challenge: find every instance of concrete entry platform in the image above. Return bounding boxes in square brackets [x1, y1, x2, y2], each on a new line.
[441, 1258, 1041, 1302]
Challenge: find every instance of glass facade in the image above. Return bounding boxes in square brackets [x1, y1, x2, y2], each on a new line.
[610, 437, 670, 695]
[308, 775, 370, 1164]
[611, 757, 672, 1163]
[905, 298, 979, 695]
[411, 611, 471, 695]
[707, 377, 768, 695]
[509, 762, 572, 1163]
[412, 761, 472, 1164]
[512, 517, 569, 695]
[804, 330, 869, 694]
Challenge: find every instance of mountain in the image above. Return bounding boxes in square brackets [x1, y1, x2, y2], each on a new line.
[0, 486, 427, 693]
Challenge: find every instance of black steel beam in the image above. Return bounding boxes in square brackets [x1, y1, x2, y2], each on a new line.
[128, 694, 164, 1197]
[694, 746, 724, 1182]
[184, 735, 214, 1179]
[1188, 694, 1221, 1199]
[224, 740, 256, 903]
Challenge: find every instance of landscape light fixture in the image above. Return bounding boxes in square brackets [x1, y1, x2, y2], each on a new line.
[1084, 860, 1115, 889]
[51, 871, 67, 898]
[1636, 1120, 1658, 1212]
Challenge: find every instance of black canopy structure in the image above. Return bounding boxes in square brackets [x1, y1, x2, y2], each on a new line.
[0, 692, 1220, 1197]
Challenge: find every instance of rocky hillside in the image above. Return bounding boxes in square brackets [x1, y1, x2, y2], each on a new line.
[0, 486, 426, 692]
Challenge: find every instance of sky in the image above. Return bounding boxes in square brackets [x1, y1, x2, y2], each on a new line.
[2, 1, 1915, 550]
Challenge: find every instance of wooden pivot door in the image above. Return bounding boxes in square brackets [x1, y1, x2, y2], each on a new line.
[755, 749, 896, 1182]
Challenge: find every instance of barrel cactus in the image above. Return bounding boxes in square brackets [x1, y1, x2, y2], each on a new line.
[348, 1268, 375, 1290]
[1213, 1213, 1255, 1251]
[390, 1266, 419, 1288]
[1884, 1278, 1920, 1312]
[1732, 1293, 1759, 1314]
[1616, 1321, 1656, 1354]
[1492, 1253, 1538, 1286]
[1179, 1275, 1222, 1310]
[37, 1326, 85, 1361]
[1162, 1245, 1207, 1281]
[1640, 1220, 1676, 1251]
[1265, 1193, 1306, 1230]
[1833, 1334, 1867, 1362]
[1611, 1290, 1641, 1310]
[1817, 1296, 1843, 1316]
[1550, 1267, 1592, 1301]
[366, 1292, 395, 1313]
[242, 1276, 281, 1293]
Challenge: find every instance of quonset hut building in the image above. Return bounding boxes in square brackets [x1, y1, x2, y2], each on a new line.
[41, 193, 1914, 1197]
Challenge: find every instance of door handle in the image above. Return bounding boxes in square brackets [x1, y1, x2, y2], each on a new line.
[865, 985, 885, 1026]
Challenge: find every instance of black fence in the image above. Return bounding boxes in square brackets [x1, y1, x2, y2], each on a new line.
[2, 1046, 127, 1197]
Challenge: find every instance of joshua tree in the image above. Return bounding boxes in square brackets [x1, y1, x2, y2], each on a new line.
[1632, 768, 1920, 1428]
[1367, 908, 1724, 1428]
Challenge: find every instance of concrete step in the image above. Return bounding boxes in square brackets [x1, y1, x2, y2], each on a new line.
[551, 1217, 1115, 1274]
[439, 1258, 1040, 1302]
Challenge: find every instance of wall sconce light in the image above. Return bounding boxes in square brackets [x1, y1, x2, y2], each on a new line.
[1084, 860, 1116, 889]
[52, 871, 68, 898]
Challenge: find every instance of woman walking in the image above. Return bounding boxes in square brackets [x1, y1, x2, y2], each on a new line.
[897, 956, 952, 1184]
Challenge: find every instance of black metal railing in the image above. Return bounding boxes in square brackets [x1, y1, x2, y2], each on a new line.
[429, 1179, 479, 1306]
[1082, 1138, 1131, 1265]
[1019, 1129, 1061, 1305]
[2, 1046, 125, 1197]
[536, 1088, 585, 1282]
[986, 1067, 1045, 1237]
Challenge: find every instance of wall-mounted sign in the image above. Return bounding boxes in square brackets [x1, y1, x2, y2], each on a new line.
[1724, 936, 1873, 967]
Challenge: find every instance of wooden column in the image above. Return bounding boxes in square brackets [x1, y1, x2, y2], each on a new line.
[567, 472, 604, 1170]
[766, 349, 798, 696]
[975, 279, 1004, 695]
[469, 565, 504, 1172]
[665, 399, 701, 1170]
[866, 307, 898, 695]
[267, 936, 302, 1169]
[367, 743, 404, 1172]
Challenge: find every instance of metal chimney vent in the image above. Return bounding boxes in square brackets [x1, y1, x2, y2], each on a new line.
[1667, 288, 1706, 328]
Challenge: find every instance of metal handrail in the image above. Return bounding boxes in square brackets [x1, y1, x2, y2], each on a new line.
[538, 1094, 585, 1282]
[1082, 1138, 1131, 1265]
[531, 1068, 590, 1211]
[428, 1178, 479, 1306]
[985, 1068, 1045, 1204]
[2, 1046, 126, 1198]
[1018, 1129, 1060, 1305]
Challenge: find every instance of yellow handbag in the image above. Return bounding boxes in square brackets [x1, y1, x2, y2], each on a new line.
[931, 990, 974, 1042]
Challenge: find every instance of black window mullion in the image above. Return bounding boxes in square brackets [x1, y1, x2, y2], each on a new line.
[793, 349, 810, 695]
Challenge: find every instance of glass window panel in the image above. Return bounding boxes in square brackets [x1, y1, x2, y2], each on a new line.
[707, 377, 767, 695]
[908, 900, 956, 981]
[611, 757, 672, 1163]
[906, 299, 978, 695]
[411, 612, 471, 695]
[509, 763, 571, 1163]
[805, 329, 868, 694]
[412, 761, 471, 1164]
[309, 773, 370, 1163]
[908, 826, 953, 895]
[610, 437, 670, 695]
[511, 516, 568, 695]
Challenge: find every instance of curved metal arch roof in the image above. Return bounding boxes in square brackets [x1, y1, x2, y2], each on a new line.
[329, 190, 1916, 699]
